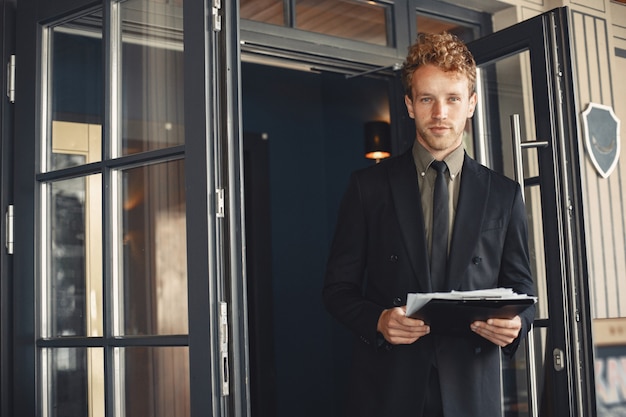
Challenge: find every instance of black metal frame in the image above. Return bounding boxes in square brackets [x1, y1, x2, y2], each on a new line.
[469, 8, 592, 417]
[0, 1, 16, 417]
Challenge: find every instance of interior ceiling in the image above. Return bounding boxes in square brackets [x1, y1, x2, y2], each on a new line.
[241, 0, 512, 36]
[240, 0, 513, 74]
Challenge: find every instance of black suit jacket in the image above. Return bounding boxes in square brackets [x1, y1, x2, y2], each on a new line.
[323, 149, 535, 417]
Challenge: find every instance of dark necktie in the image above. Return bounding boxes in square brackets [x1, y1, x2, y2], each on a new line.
[430, 160, 449, 291]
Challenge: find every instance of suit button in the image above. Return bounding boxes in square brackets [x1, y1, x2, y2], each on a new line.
[390, 255, 398, 263]
[393, 297, 403, 306]
[472, 256, 482, 265]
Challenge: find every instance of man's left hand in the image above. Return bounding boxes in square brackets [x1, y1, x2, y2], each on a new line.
[470, 316, 522, 347]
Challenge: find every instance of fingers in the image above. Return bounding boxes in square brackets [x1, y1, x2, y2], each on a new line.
[471, 316, 522, 347]
[377, 307, 431, 345]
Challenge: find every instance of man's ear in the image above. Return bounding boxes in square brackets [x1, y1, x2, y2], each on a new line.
[467, 92, 478, 118]
[404, 95, 415, 119]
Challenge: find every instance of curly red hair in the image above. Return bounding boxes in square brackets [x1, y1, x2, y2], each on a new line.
[401, 32, 476, 98]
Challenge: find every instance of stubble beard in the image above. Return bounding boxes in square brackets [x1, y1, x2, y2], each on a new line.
[416, 126, 463, 154]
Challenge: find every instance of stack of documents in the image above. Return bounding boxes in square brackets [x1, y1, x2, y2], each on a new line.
[405, 288, 537, 334]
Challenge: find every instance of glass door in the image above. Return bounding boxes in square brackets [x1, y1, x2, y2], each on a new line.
[468, 8, 592, 417]
[12, 1, 243, 416]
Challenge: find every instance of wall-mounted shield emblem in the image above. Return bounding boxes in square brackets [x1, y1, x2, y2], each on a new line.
[582, 103, 621, 178]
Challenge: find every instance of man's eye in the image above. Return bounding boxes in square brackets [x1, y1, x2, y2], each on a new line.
[420, 97, 432, 103]
[449, 97, 461, 102]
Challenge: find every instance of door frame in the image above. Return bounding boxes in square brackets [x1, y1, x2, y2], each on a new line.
[0, 0, 16, 416]
[468, 7, 593, 416]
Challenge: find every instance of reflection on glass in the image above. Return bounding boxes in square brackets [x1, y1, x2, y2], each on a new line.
[47, 175, 103, 338]
[119, 160, 188, 336]
[416, 14, 477, 43]
[241, 0, 285, 26]
[119, 347, 190, 417]
[48, 15, 104, 171]
[295, 0, 389, 46]
[477, 51, 545, 318]
[44, 347, 104, 417]
[121, 0, 184, 156]
[476, 50, 548, 417]
[503, 326, 548, 417]
[525, 186, 547, 319]
[478, 52, 535, 180]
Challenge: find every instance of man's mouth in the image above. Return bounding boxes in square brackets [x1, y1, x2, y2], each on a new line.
[429, 126, 450, 134]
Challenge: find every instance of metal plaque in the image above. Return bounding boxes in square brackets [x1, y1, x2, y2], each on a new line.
[582, 103, 621, 178]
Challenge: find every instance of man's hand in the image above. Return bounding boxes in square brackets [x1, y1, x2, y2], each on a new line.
[377, 307, 430, 345]
[471, 316, 522, 347]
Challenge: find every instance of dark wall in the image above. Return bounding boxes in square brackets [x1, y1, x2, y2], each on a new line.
[241, 62, 393, 417]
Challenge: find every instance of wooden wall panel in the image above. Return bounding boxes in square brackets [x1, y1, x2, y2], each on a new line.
[571, 10, 625, 318]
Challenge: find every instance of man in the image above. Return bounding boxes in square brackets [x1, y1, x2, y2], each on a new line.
[322, 32, 535, 417]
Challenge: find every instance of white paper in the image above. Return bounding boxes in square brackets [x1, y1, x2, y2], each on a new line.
[405, 288, 536, 317]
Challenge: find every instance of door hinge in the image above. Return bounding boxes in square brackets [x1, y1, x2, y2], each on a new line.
[216, 188, 225, 218]
[219, 301, 230, 396]
[6, 205, 13, 254]
[211, 0, 222, 32]
[7, 55, 15, 103]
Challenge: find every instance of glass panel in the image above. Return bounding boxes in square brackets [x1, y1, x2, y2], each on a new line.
[44, 347, 105, 417]
[416, 14, 477, 43]
[118, 160, 187, 336]
[525, 186, 547, 319]
[475, 51, 548, 417]
[502, 326, 548, 417]
[241, 0, 285, 26]
[46, 174, 103, 338]
[295, 0, 389, 46]
[476, 50, 548, 417]
[48, 14, 104, 171]
[476, 51, 545, 317]
[120, 0, 184, 156]
[118, 347, 190, 417]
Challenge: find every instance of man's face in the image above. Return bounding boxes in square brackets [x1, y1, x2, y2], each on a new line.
[404, 64, 477, 158]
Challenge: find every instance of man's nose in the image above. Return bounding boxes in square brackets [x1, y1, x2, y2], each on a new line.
[432, 101, 448, 120]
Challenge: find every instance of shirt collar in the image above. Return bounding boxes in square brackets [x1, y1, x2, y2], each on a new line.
[412, 140, 465, 180]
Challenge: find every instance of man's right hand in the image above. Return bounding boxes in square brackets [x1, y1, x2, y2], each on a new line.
[377, 307, 430, 345]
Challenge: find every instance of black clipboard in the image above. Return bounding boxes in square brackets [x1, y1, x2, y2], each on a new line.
[407, 297, 535, 335]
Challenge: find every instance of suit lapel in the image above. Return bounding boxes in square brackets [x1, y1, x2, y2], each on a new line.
[388, 151, 432, 292]
[447, 155, 490, 290]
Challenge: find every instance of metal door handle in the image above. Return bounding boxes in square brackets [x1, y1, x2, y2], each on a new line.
[510, 114, 549, 200]
[509, 114, 549, 417]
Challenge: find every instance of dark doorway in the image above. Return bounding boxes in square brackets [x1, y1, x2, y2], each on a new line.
[241, 61, 394, 417]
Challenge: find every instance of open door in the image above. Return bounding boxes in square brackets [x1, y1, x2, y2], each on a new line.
[12, 1, 246, 416]
[468, 7, 592, 417]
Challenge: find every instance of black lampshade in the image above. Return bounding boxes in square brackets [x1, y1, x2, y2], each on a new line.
[364, 121, 391, 161]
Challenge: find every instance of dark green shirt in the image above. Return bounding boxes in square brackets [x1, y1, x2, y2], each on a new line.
[412, 140, 465, 256]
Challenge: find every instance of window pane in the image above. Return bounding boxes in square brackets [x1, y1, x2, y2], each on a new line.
[120, 0, 184, 156]
[241, 0, 285, 26]
[46, 175, 103, 338]
[476, 50, 546, 417]
[295, 0, 390, 46]
[44, 347, 105, 417]
[119, 160, 188, 336]
[476, 51, 546, 318]
[48, 15, 104, 171]
[119, 347, 190, 417]
[416, 14, 477, 43]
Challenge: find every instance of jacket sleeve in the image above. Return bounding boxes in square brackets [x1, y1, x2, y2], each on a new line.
[500, 184, 536, 356]
[322, 172, 385, 348]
